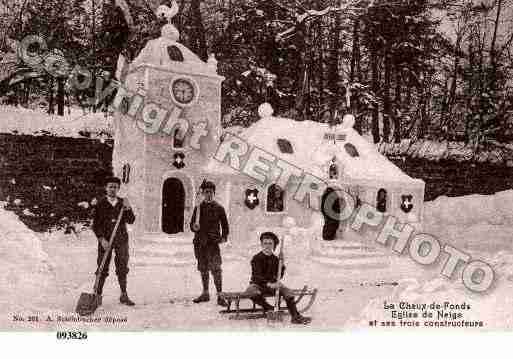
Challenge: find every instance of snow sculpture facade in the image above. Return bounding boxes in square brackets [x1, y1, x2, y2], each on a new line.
[112, 6, 424, 255]
[209, 103, 425, 248]
[112, 6, 224, 236]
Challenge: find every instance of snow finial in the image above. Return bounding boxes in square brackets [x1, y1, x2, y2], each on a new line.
[258, 103, 274, 119]
[207, 54, 218, 72]
[157, 1, 180, 41]
[341, 114, 355, 129]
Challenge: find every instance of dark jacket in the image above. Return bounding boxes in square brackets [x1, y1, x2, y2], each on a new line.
[92, 196, 136, 244]
[250, 251, 285, 288]
[190, 200, 229, 245]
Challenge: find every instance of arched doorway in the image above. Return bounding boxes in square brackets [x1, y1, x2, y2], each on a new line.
[162, 177, 185, 234]
[321, 187, 341, 241]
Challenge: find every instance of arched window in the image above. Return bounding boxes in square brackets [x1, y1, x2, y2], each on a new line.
[120, 97, 130, 114]
[344, 143, 359, 157]
[173, 127, 184, 148]
[122, 164, 130, 184]
[266, 184, 285, 213]
[329, 163, 338, 179]
[277, 138, 294, 154]
[376, 188, 387, 213]
[167, 45, 184, 62]
[321, 187, 340, 241]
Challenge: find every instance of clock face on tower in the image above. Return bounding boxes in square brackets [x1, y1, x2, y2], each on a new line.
[169, 77, 198, 107]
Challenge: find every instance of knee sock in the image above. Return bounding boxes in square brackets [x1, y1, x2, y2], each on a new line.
[285, 297, 300, 318]
[201, 271, 209, 294]
[118, 275, 127, 294]
[212, 270, 222, 293]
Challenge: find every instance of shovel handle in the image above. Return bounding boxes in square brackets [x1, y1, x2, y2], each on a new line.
[273, 235, 285, 312]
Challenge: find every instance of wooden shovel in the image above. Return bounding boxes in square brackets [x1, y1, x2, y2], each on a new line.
[75, 204, 125, 316]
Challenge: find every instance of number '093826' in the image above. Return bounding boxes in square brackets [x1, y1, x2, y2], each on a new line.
[56, 331, 88, 340]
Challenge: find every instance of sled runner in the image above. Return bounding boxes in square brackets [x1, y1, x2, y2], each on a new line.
[219, 286, 318, 320]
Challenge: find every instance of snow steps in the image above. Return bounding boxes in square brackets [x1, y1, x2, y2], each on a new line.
[132, 233, 196, 267]
[132, 233, 245, 267]
[310, 240, 390, 269]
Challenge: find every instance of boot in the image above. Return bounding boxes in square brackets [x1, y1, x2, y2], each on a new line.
[291, 314, 312, 325]
[212, 270, 226, 307]
[252, 295, 274, 312]
[286, 297, 311, 325]
[193, 293, 210, 303]
[217, 296, 229, 307]
[119, 293, 135, 306]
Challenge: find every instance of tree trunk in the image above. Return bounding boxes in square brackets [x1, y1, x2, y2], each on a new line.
[190, 0, 208, 61]
[464, 43, 474, 143]
[371, 51, 380, 143]
[350, 19, 362, 133]
[382, 46, 392, 142]
[48, 77, 55, 114]
[418, 73, 429, 139]
[57, 77, 65, 116]
[328, 12, 341, 123]
[393, 68, 401, 143]
[489, 0, 502, 92]
[441, 37, 462, 136]
[317, 19, 324, 121]
[295, 22, 308, 121]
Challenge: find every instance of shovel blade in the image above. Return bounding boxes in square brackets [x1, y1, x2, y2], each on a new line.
[76, 292, 99, 316]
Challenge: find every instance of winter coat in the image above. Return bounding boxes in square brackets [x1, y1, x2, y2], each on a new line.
[249, 251, 286, 288]
[190, 200, 229, 245]
[92, 196, 136, 244]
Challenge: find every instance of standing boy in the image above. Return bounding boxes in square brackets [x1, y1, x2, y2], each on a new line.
[245, 232, 311, 325]
[190, 180, 229, 306]
[92, 176, 136, 306]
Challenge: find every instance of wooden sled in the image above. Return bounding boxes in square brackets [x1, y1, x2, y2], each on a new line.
[219, 286, 318, 320]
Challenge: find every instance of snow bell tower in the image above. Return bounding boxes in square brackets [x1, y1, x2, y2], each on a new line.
[112, 1, 224, 237]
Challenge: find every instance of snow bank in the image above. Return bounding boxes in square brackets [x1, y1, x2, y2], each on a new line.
[346, 190, 513, 330]
[379, 139, 509, 164]
[0, 206, 55, 312]
[0, 105, 113, 138]
[347, 252, 513, 330]
[424, 189, 513, 226]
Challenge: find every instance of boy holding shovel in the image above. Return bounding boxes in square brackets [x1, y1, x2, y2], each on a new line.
[92, 176, 136, 307]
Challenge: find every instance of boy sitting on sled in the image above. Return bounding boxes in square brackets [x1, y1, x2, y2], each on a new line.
[245, 232, 311, 325]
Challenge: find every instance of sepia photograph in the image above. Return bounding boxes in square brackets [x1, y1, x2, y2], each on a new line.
[0, 0, 512, 338]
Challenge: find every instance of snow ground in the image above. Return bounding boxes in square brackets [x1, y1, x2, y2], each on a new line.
[0, 105, 112, 138]
[1, 190, 513, 330]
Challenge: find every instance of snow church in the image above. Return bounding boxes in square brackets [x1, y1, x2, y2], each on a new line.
[112, 13, 425, 264]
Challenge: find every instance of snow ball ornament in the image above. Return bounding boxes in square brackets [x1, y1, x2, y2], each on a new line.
[341, 114, 355, 129]
[207, 54, 218, 72]
[78, 201, 89, 209]
[162, 24, 180, 41]
[258, 103, 274, 119]
[282, 216, 296, 229]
